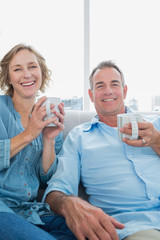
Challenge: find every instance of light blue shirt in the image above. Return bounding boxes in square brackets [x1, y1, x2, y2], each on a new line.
[0, 95, 63, 225]
[44, 112, 160, 239]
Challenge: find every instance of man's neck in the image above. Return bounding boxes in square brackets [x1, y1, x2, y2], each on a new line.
[99, 115, 118, 127]
[98, 107, 127, 127]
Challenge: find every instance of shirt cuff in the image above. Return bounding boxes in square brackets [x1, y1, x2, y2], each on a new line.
[0, 139, 10, 170]
[40, 156, 58, 183]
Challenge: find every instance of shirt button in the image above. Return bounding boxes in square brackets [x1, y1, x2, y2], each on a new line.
[20, 172, 23, 175]
[30, 143, 33, 146]
[24, 183, 27, 186]
[28, 193, 31, 196]
[25, 158, 28, 161]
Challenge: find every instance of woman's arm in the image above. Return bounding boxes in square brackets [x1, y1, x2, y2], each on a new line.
[41, 102, 65, 173]
[10, 130, 34, 158]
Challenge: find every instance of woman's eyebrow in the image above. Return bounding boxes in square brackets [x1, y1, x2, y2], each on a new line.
[10, 64, 21, 69]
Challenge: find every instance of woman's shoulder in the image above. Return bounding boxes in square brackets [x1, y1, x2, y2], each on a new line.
[0, 95, 9, 104]
[0, 95, 10, 113]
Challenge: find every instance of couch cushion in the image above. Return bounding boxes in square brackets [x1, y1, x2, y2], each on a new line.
[63, 110, 96, 139]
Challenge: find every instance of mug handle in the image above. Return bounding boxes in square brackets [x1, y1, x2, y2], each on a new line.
[131, 120, 139, 140]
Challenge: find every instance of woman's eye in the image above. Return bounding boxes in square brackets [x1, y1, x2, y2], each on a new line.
[30, 65, 36, 69]
[14, 68, 21, 71]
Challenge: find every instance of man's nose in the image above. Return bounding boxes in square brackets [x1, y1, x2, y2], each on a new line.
[104, 86, 113, 94]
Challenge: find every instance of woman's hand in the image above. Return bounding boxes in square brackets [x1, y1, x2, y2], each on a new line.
[42, 101, 65, 141]
[25, 96, 65, 141]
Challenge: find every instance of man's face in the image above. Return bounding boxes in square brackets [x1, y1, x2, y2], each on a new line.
[88, 67, 127, 118]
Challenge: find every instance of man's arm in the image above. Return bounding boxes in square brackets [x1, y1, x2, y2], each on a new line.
[45, 191, 124, 240]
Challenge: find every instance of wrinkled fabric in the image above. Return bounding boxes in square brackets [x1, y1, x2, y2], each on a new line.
[44, 112, 160, 239]
[0, 95, 63, 224]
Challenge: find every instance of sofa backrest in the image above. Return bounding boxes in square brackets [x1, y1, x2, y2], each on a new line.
[63, 110, 96, 139]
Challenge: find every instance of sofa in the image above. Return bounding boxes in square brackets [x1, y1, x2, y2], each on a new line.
[63, 110, 96, 139]
[37, 109, 96, 201]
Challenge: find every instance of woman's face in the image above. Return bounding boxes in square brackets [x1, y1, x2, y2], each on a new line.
[8, 49, 42, 99]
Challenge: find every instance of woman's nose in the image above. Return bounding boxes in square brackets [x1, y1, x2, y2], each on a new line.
[23, 69, 32, 78]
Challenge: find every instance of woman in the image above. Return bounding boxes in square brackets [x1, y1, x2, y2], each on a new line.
[0, 44, 72, 240]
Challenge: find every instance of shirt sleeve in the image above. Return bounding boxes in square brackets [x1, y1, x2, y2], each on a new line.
[54, 132, 63, 154]
[0, 114, 11, 171]
[42, 127, 81, 202]
[39, 156, 58, 186]
[0, 139, 11, 171]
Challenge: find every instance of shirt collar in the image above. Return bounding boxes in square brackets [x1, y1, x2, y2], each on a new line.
[83, 106, 132, 132]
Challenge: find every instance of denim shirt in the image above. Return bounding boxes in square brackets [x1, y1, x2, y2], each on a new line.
[0, 95, 63, 224]
[44, 112, 160, 239]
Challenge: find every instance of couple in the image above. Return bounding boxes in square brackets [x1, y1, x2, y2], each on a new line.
[0, 44, 160, 240]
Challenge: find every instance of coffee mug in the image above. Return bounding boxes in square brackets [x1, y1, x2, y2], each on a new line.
[117, 113, 142, 141]
[38, 97, 60, 127]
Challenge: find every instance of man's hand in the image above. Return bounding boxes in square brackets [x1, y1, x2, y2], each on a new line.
[45, 192, 124, 240]
[62, 197, 124, 240]
[120, 121, 160, 155]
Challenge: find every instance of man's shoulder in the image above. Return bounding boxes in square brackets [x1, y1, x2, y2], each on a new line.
[73, 121, 92, 132]
[67, 121, 93, 139]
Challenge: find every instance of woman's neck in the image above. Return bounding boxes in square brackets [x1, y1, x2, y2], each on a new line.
[12, 95, 35, 115]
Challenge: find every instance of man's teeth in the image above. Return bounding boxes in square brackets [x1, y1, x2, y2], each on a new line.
[103, 99, 114, 102]
[21, 82, 34, 86]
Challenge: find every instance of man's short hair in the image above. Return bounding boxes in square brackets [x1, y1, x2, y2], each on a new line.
[89, 60, 125, 89]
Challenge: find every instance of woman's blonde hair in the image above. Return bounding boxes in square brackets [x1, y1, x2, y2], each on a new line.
[0, 43, 52, 96]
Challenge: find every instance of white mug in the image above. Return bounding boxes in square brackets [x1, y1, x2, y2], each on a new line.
[38, 97, 60, 127]
[117, 113, 143, 141]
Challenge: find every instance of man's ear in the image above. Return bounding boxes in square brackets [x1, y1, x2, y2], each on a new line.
[88, 89, 94, 102]
[123, 85, 128, 99]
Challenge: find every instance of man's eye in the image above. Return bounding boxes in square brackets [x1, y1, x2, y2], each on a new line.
[14, 68, 21, 71]
[96, 85, 103, 88]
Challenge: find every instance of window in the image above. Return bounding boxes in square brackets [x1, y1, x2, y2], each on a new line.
[90, 0, 160, 111]
[0, 0, 84, 109]
[1, 0, 160, 111]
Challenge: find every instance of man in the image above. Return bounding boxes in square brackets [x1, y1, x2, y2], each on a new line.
[44, 61, 160, 240]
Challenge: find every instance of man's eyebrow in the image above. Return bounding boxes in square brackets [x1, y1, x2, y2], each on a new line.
[111, 80, 121, 83]
[95, 81, 103, 86]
